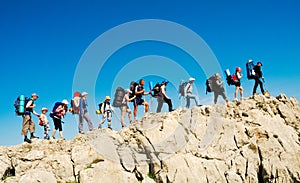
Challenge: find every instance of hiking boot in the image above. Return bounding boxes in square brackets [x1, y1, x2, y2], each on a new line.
[24, 137, 31, 143]
[30, 135, 39, 139]
[108, 126, 112, 130]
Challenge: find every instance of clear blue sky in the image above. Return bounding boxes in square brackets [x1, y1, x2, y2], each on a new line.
[1, 0, 299, 146]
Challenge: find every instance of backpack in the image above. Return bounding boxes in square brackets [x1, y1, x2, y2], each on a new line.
[49, 102, 63, 118]
[178, 80, 188, 97]
[14, 95, 31, 116]
[71, 92, 81, 114]
[112, 87, 125, 107]
[246, 60, 255, 80]
[151, 83, 162, 98]
[38, 117, 43, 126]
[206, 75, 217, 94]
[96, 102, 107, 114]
[225, 69, 239, 86]
[129, 81, 139, 100]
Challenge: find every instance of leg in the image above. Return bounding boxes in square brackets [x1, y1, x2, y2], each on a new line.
[253, 79, 259, 95]
[78, 114, 84, 133]
[99, 114, 107, 128]
[239, 86, 244, 100]
[234, 86, 239, 100]
[186, 96, 191, 108]
[21, 115, 30, 136]
[144, 102, 149, 113]
[156, 98, 163, 113]
[258, 79, 265, 94]
[84, 112, 94, 131]
[220, 91, 228, 102]
[213, 92, 218, 104]
[107, 111, 112, 128]
[164, 98, 173, 112]
[127, 107, 133, 123]
[121, 107, 126, 127]
[58, 120, 64, 139]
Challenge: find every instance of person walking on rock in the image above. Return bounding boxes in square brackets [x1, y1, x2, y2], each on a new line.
[120, 89, 135, 128]
[134, 79, 149, 121]
[50, 99, 69, 140]
[21, 93, 40, 143]
[212, 73, 228, 104]
[39, 107, 50, 139]
[253, 61, 265, 96]
[185, 78, 201, 108]
[156, 80, 174, 113]
[233, 67, 243, 101]
[99, 96, 114, 130]
[78, 92, 94, 133]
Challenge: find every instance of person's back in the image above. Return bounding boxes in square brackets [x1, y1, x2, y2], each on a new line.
[212, 73, 228, 104]
[252, 62, 265, 95]
[156, 81, 173, 112]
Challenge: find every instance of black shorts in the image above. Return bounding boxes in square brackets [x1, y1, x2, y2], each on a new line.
[53, 117, 62, 131]
[234, 81, 241, 87]
[134, 98, 144, 106]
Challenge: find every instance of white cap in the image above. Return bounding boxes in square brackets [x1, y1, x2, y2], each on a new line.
[189, 77, 195, 81]
[82, 92, 88, 96]
[62, 99, 69, 105]
[32, 93, 39, 98]
[126, 89, 132, 94]
[41, 107, 48, 112]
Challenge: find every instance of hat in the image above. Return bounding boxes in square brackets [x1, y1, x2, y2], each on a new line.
[41, 107, 48, 112]
[105, 96, 111, 100]
[62, 99, 69, 105]
[126, 89, 132, 94]
[82, 92, 88, 96]
[32, 93, 39, 98]
[257, 61, 263, 66]
[189, 77, 195, 81]
[162, 80, 169, 84]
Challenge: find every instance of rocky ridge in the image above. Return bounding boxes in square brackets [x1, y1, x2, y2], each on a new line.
[0, 94, 300, 183]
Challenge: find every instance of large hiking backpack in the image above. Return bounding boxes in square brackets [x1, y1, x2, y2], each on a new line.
[14, 95, 30, 116]
[178, 80, 188, 97]
[152, 83, 162, 98]
[49, 102, 63, 118]
[112, 87, 125, 107]
[96, 102, 107, 114]
[129, 81, 139, 100]
[246, 60, 255, 80]
[71, 92, 81, 114]
[206, 74, 217, 94]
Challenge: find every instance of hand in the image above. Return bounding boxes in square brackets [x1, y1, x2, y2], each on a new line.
[36, 114, 40, 117]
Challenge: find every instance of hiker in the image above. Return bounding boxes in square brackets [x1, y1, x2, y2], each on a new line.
[120, 89, 135, 127]
[78, 92, 94, 133]
[21, 93, 40, 143]
[185, 78, 200, 108]
[50, 99, 69, 140]
[133, 79, 150, 121]
[212, 73, 228, 104]
[98, 96, 114, 130]
[253, 62, 265, 95]
[156, 80, 174, 113]
[39, 107, 50, 140]
[233, 67, 243, 101]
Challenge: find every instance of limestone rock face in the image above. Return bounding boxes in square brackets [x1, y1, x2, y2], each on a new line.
[0, 94, 299, 183]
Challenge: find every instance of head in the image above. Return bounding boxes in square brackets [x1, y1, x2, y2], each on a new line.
[236, 67, 242, 72]
[215, 73, 221, 80]
[139, 79, 145, 86]
[105, 96, 111, 102]
[257, 62, 263, 66]
[41, 107, 48, 114]
[31, 93, 39, 101]
[62, 99, 69, 106]
[82, 92, 88, 98]
[189, 77, 195, 83]
[162, 80, 169, 86]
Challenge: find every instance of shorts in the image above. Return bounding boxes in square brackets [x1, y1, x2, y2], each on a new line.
[53, 117, 63, 131]
[234, 81, 241, 87]
[120, 105, 131, 113]
[134, 98, 144, 106]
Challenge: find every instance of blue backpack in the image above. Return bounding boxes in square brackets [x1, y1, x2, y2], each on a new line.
[49, 102, 63, 118]
[14, 95, 31, 116]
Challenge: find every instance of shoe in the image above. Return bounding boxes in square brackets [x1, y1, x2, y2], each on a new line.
[108, 126, 112, 130]
[24, 137, 31, 143]
[233, 98, 238, 102]
[196, 105, 203, 107]
[30, 135, 39, 139]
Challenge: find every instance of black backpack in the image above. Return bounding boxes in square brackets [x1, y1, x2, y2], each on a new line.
[129, 81, 139, 101]
[178, 80, 188, 97]
[112, 87, 125, 107]
[151, 83, 162, 98]
[206, 74, 217, 94]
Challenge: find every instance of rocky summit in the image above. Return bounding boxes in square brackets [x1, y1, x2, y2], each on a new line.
[1, 94, 300, 183]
